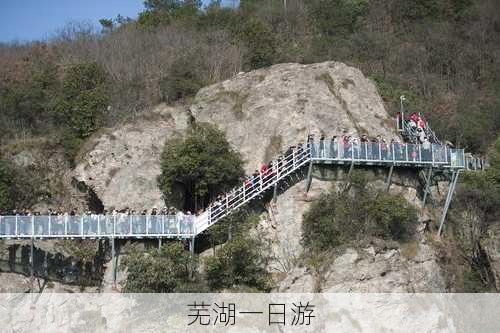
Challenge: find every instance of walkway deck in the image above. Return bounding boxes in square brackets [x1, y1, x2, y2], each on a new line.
[0, 141, 477, 240]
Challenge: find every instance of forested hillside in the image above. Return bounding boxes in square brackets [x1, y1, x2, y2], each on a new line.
[1, 0, 499, 157]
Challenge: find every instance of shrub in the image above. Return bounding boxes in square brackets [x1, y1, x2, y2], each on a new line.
[158, 123, 244, 211]
[0, 158, 38, 212]
[302, 174, 417, 253]
[122, 242, 197, 293]
[235, 17, 276, 70]
[205, 235, 270, 291]
[159, 56, 205, 103]
[54, 62, 109, 162]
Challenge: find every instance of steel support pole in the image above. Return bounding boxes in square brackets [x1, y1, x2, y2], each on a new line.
[111, 237, 116, 287]
[386, 164, 394, 192]
[30, 238, 34, 291]
[305, 160, 314, 193]
[189, 236, 195, 255]
[422, 167, 433, 206]
[273, 184, 278, 203]
[158, 238, 162, 250]
[437, 171, 460, 236]
[347, 161, 355, 179]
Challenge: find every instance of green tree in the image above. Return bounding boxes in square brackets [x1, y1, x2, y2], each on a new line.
[0, 159, 38, 212]
[0, 159, 15, 211]
[122, 242, 198, 292]
[0, 62, 58, 137]
[205, 235, 270, 291]
[159, 55, 205, 103]
[158, 123, 244, 211]
[302, 172, 417, 253]
[307, 0, 369, 36]
[139, 0, 201, 27]
[99, 18, 114, 33]
[55, 63, 109, 161]
[236, 17, 276, 69]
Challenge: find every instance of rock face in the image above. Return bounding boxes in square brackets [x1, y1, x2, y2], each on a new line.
[278, 239, 446, 292]
[256, 179, 331, 274]
[55, 61, 449, 293]
[73, 105, 189, 211]
[191, 62, 398, 173]
[3, 141, 87, 212]
[74, 61, 397, 209]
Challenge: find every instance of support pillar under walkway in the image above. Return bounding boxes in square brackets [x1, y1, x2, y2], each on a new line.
[422, 167, 433, 206]
[305, 160, 314, 193]
[111, 237, 117, 289]
[437, 170, 460, 237]
[385, 164, 394, 192]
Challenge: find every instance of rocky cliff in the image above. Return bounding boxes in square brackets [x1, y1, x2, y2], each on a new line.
[4, 61, 468, 292]
[73, 61, 398, 210]
[73, 106, 190, 211]
[191, 62, 398, 173]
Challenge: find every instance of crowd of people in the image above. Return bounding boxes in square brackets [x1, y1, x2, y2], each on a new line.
[1, 207, 184, 218]
[0, 114, 484, 232]
[397, 111, 437, 145]
[0, 207, 196, 236]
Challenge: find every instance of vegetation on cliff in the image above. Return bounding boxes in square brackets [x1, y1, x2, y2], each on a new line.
[1, 0, 499, 156]
[446, 137, 500, 291]
[302, 171, 417, 253]
[158, 122, 244, 211]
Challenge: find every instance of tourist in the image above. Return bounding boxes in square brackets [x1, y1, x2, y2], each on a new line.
[319, 134, 325, 158]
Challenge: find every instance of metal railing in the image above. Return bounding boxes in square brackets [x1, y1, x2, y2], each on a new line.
[310, 141, 465, 168]
[0, 214, 195, 239]
[196, 145, 312, 233]
[1, 140, 475, 240]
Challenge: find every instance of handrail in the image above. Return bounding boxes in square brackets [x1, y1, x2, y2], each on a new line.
[0, 214, 193, 239]
[0, 140, 479, 240]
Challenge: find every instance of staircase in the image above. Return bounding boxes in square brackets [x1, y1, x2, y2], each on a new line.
[194, 145, 312, 234]
[399, 116, 442, 145]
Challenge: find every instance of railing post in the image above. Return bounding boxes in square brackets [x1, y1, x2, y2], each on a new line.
[161, 215, 165, 235]
[259, 170, 263, 191]
[445, 146, 448, 164]
[65, 216, 68, 237]
[208, 206, 212, 225]
[365, 142, 368, 160]
[379, 142, 382, 161]
[405, 144, 409, 161]
[177, 216, 181, 237]
[80, 216, 84, 237]
[97, 215, 101, 237]
[32, 215, 35, 238]
[146, 215, 149, 236]
[418, 144, 422, 162]
[15, 215, 18, 237]
[129, 215, 132, 235]
[48, 215, 52, 237]
[431, 145, 435, 166]
[113, 215, 116, 237]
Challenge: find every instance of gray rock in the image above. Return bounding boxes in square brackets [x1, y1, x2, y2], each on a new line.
[73, 105, 189, 211]
[191, 61, 399, 173]
[278, 238, 446, 293]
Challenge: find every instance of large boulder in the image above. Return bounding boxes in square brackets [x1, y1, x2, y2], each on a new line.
[73, 105, 189, 211]
[278, 239, 446, 293]
[191, 61, 398, 173]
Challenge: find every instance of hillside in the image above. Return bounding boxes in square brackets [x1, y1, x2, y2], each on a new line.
[2, 60, 499, 293]
[1, 0, 500, 295]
